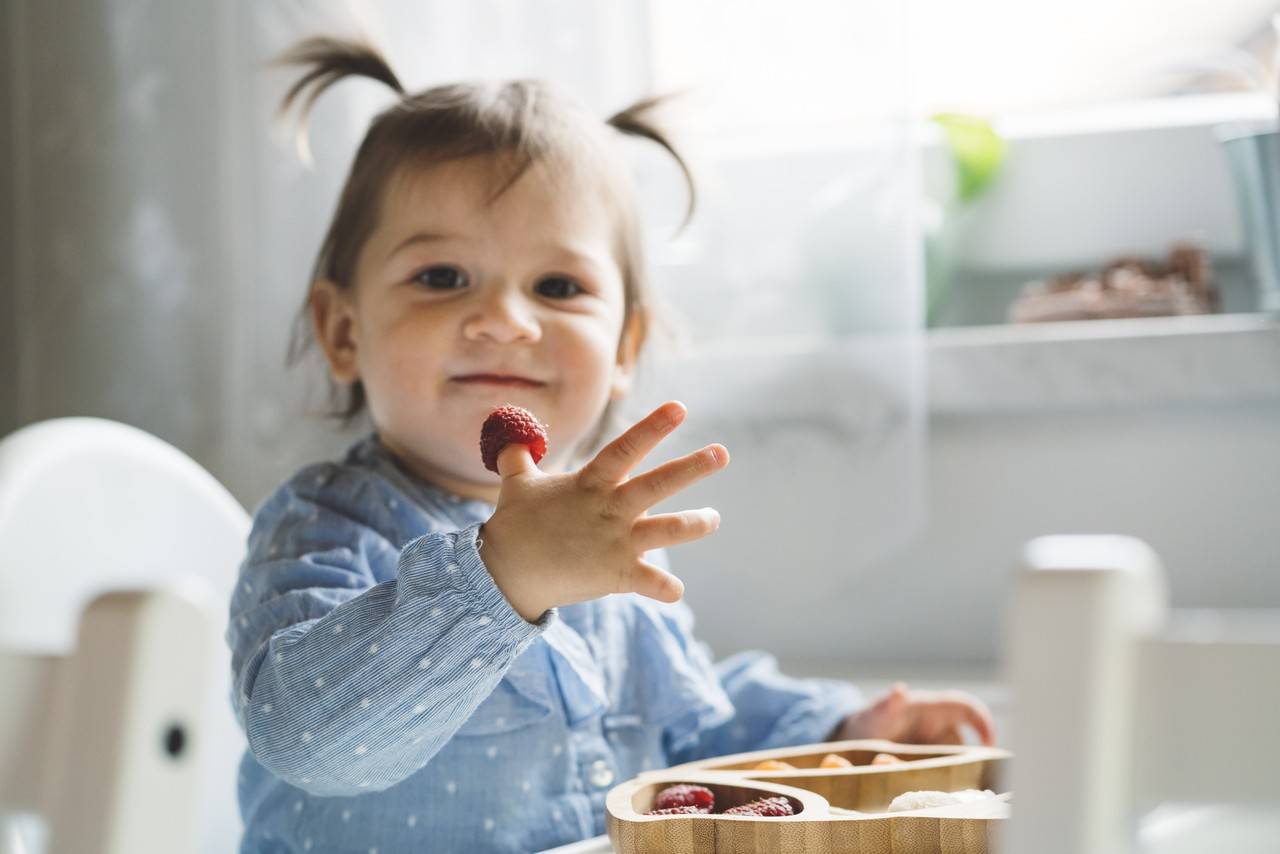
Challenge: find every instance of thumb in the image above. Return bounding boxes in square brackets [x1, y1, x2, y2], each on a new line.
[496, 443, 538, 478]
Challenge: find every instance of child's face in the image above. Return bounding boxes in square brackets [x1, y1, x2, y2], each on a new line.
[313, 155, 638, 502]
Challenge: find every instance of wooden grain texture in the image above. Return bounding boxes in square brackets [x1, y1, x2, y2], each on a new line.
[607, 740, 1012, 854]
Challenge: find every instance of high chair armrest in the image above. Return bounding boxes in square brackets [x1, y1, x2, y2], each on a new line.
[0, 581, 219, 854]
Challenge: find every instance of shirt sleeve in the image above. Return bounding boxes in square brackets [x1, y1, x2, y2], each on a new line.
[665, 650, 866, 765]
[656, 596, 865, 765]
[226, 465, 553, 796]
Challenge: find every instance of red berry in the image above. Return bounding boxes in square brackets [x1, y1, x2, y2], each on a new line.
[653, 784, 715, 812]
[479, 406, 549, 473]
[646, 805, 707, 816]
[724, 796, 794, 817]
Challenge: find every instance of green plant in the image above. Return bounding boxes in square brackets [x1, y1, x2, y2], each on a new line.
[931, 113, 1007, 202]
[925, 113, 1007, 325]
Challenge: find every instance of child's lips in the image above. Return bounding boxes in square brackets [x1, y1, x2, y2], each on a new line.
[452, 373, 547, 389]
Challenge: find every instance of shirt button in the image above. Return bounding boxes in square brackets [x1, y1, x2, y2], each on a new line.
[589, 759, 614, 789]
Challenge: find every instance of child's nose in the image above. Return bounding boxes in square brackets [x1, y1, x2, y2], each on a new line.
[461, 288, 541, 344]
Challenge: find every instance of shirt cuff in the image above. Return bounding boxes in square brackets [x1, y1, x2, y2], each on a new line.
[397, 522, 557, 643]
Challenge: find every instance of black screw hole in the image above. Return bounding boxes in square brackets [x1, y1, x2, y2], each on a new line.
[163, 724, 187, 759]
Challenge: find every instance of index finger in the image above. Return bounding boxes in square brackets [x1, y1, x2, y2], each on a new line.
[581, 401, 687, 486]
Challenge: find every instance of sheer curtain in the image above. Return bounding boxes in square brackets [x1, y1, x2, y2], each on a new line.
[620, 1, 925, 661]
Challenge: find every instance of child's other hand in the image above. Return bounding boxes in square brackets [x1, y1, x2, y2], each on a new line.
[479, 401, 728, 622]
[829, 682, 997, 747]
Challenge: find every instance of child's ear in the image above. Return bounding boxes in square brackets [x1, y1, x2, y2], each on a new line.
[310, 279, 361, 384]
[610, 308, 647, 400]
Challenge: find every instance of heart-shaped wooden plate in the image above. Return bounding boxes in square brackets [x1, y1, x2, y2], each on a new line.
[606, 739, 1011, 853]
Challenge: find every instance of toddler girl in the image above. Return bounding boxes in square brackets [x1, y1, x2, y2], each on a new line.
[228, 34, 995, 854]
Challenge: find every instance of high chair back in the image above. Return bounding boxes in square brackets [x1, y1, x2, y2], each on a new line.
[0, 418, 249, 854]
[1004, 535, 1280, 854]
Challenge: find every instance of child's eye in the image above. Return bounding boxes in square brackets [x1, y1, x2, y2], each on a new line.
[534, 276, 584, 299]
[412, 265, 469, 290]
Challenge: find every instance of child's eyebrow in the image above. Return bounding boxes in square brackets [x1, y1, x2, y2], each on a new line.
[386, 232, 462, 261]
[546, 246, 612, 276]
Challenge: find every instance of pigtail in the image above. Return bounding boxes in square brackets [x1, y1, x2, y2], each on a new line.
[607, 94, 697, 232]
[272, 35, 405, 165]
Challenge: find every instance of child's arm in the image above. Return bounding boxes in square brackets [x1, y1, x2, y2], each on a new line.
[657, 602, 996, 763]
[627, 583, 860, 763]
[228, 466, 548, 796]
[666, 644, 866, 766]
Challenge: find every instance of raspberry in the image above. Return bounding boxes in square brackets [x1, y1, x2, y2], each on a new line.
[479, 405, 548, 473]
[724, 796, 794, 817]
[646, 805, 707, 816]
[653, 784, 715, 812]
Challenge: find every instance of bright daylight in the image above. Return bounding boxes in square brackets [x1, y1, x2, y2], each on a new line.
[2, 2, 1278, 853]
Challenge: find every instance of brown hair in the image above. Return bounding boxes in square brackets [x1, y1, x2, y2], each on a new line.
[276, 35, 695, 449]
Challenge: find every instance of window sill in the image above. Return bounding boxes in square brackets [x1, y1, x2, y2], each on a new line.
[927, 312, 1280, 414]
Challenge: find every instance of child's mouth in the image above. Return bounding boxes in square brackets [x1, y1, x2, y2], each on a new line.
[452, 374, 546, 388]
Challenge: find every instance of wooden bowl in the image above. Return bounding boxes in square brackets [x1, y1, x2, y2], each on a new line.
[606, 740, 1012, 853]
[667, 738, 1010, 813]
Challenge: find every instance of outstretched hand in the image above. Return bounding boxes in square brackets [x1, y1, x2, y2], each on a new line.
[829, 683, 997, 747]
[479, 401, 729, 622]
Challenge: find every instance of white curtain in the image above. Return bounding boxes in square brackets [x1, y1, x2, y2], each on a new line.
[618, 1, 926, 660]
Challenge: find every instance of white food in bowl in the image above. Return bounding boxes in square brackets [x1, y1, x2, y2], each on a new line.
[888, 789, 999, 812]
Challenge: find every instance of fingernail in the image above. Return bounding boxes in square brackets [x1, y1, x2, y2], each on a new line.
[668, 576, 685, 600]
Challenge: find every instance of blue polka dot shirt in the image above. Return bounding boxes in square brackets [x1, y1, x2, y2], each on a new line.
[227, 433, 864, 853]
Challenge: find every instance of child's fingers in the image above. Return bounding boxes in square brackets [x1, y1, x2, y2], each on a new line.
[622, 558, 685, 603]
[632, 508, 721, 551]
[857, 683, 910, 740]
[963, 699, 997, 746]
[930, 695, 997, 747]
[581, 401, 686, 487]
[496, 444, 538, 478]
[615, 444, 729, 516]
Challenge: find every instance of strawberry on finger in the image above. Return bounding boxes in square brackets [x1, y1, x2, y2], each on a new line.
[480, 405, 549, 473]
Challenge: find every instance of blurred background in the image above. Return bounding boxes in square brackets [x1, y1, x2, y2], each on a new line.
[3, 0, 1279, 703]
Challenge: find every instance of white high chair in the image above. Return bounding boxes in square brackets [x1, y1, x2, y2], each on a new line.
[1004, 535, 1280, 854]
[0, 418, 249, 854]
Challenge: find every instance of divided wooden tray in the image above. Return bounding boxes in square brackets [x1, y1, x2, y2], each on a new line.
[606, 739, 1011, 853]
